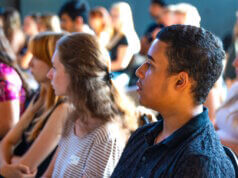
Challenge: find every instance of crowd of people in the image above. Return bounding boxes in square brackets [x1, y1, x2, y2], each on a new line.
[0, 0, 237, 177]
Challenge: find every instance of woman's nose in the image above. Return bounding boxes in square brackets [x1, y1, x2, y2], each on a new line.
[47, 68, 53, 80]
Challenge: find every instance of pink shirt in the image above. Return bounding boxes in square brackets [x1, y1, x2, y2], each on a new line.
[0, 62, 26, 114]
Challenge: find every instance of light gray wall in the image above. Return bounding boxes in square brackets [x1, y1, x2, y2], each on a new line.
[1, 0, 237, 38]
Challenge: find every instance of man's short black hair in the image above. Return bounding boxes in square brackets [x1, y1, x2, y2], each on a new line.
[59, 0, 89, 23]
[151, 0, 167, 7]
[157, 25, 225, 104]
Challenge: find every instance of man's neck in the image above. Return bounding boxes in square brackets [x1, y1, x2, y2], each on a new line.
[154, 105, 203, 144]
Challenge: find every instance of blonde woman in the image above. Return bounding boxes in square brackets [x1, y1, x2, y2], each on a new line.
[108, 2, 140, 72]
[0, 32, 68, 177]
[37, 13, 61, 33]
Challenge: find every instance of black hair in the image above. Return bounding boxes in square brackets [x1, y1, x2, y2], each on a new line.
[157, 25, 225, 104]
[151, 0, 167, 7]
[58, 0, 89, 24]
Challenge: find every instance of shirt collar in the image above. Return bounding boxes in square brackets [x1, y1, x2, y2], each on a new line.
[144, 107, 210, 147]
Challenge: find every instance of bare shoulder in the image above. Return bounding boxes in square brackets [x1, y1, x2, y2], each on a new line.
[47, 102, 70, 127]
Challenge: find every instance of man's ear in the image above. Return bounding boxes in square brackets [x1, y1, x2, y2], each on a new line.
[175, 72, 189, 89]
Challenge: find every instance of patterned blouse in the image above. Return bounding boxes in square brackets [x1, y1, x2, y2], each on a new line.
[0, 62, 26, 114]
[52, 120, 125, 178]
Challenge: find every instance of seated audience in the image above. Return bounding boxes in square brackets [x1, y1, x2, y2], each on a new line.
[111, 25, 235, 177]
[43, 33, 138, 177]
[216, 56, 238, 154]
[0, 32, 68, 178]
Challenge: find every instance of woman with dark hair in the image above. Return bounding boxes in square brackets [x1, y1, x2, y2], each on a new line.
[44, 33, 138, 177]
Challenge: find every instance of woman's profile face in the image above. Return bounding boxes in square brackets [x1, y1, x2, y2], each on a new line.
[29, 57, 51, 83]
[110, 7, 121, 30]
[89, 16, 103, 34]
[47, 50, 70, 96]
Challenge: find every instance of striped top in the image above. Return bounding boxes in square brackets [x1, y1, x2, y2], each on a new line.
[52, 120, 125, 178]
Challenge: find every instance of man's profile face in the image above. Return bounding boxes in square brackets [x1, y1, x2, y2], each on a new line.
[60, 13, 75, 32]
[136, 40, 175, 111]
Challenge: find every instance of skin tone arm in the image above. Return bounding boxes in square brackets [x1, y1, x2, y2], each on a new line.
[41, 148, 59, 178]
[111, 45, 131, 71]
[0, 98, 36, 164]
[0, 100, 20, 139]
[0, 163, 36, 178]
[17, 103, 68, 172]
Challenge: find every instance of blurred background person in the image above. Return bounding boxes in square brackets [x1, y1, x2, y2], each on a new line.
[58, 0, 93, 34]
[168, 3, 201, 27]
[20, 13, 62, 70]
[223, 11, 238, 88]
[215, 55, 238, 155]
[89, 6, 113, 49]
[1, 7, 25, 56]
[37, 13, 61, 33]
[23, 13, 39, 40]
[108, 2, 140, 87]
[19, 13, 40, 70]
[149, 0, 167, 23]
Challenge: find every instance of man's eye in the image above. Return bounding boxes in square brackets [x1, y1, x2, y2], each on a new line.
[146, 62, 151, 67]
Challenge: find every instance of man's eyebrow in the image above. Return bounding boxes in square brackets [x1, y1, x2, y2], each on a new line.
[147, 55, 155, 62]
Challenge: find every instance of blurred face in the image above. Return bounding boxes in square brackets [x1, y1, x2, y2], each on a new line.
[29, 57, 51, 83]
[136, 40, 175, 111]
[23, 16, 38, 36]
[37, 18, 47, 32]
[60, 13, 74, 32]
[110, 7, 120, 29]
[159, 10, 176, 26]
[89, 16, 103, 34]
[149, 4, 164, 21]
[47, 50, 70, 96]
[174, 12, 186, 25]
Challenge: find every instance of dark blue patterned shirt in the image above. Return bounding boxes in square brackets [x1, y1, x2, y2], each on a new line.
[111, 108, 235, 178]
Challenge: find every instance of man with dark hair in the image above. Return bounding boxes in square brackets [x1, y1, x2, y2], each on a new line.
[111, 25, 235, 177]
[140, 0, 167, 56]
[149, 0, 167, 21]
[58, 0, 93, 33]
